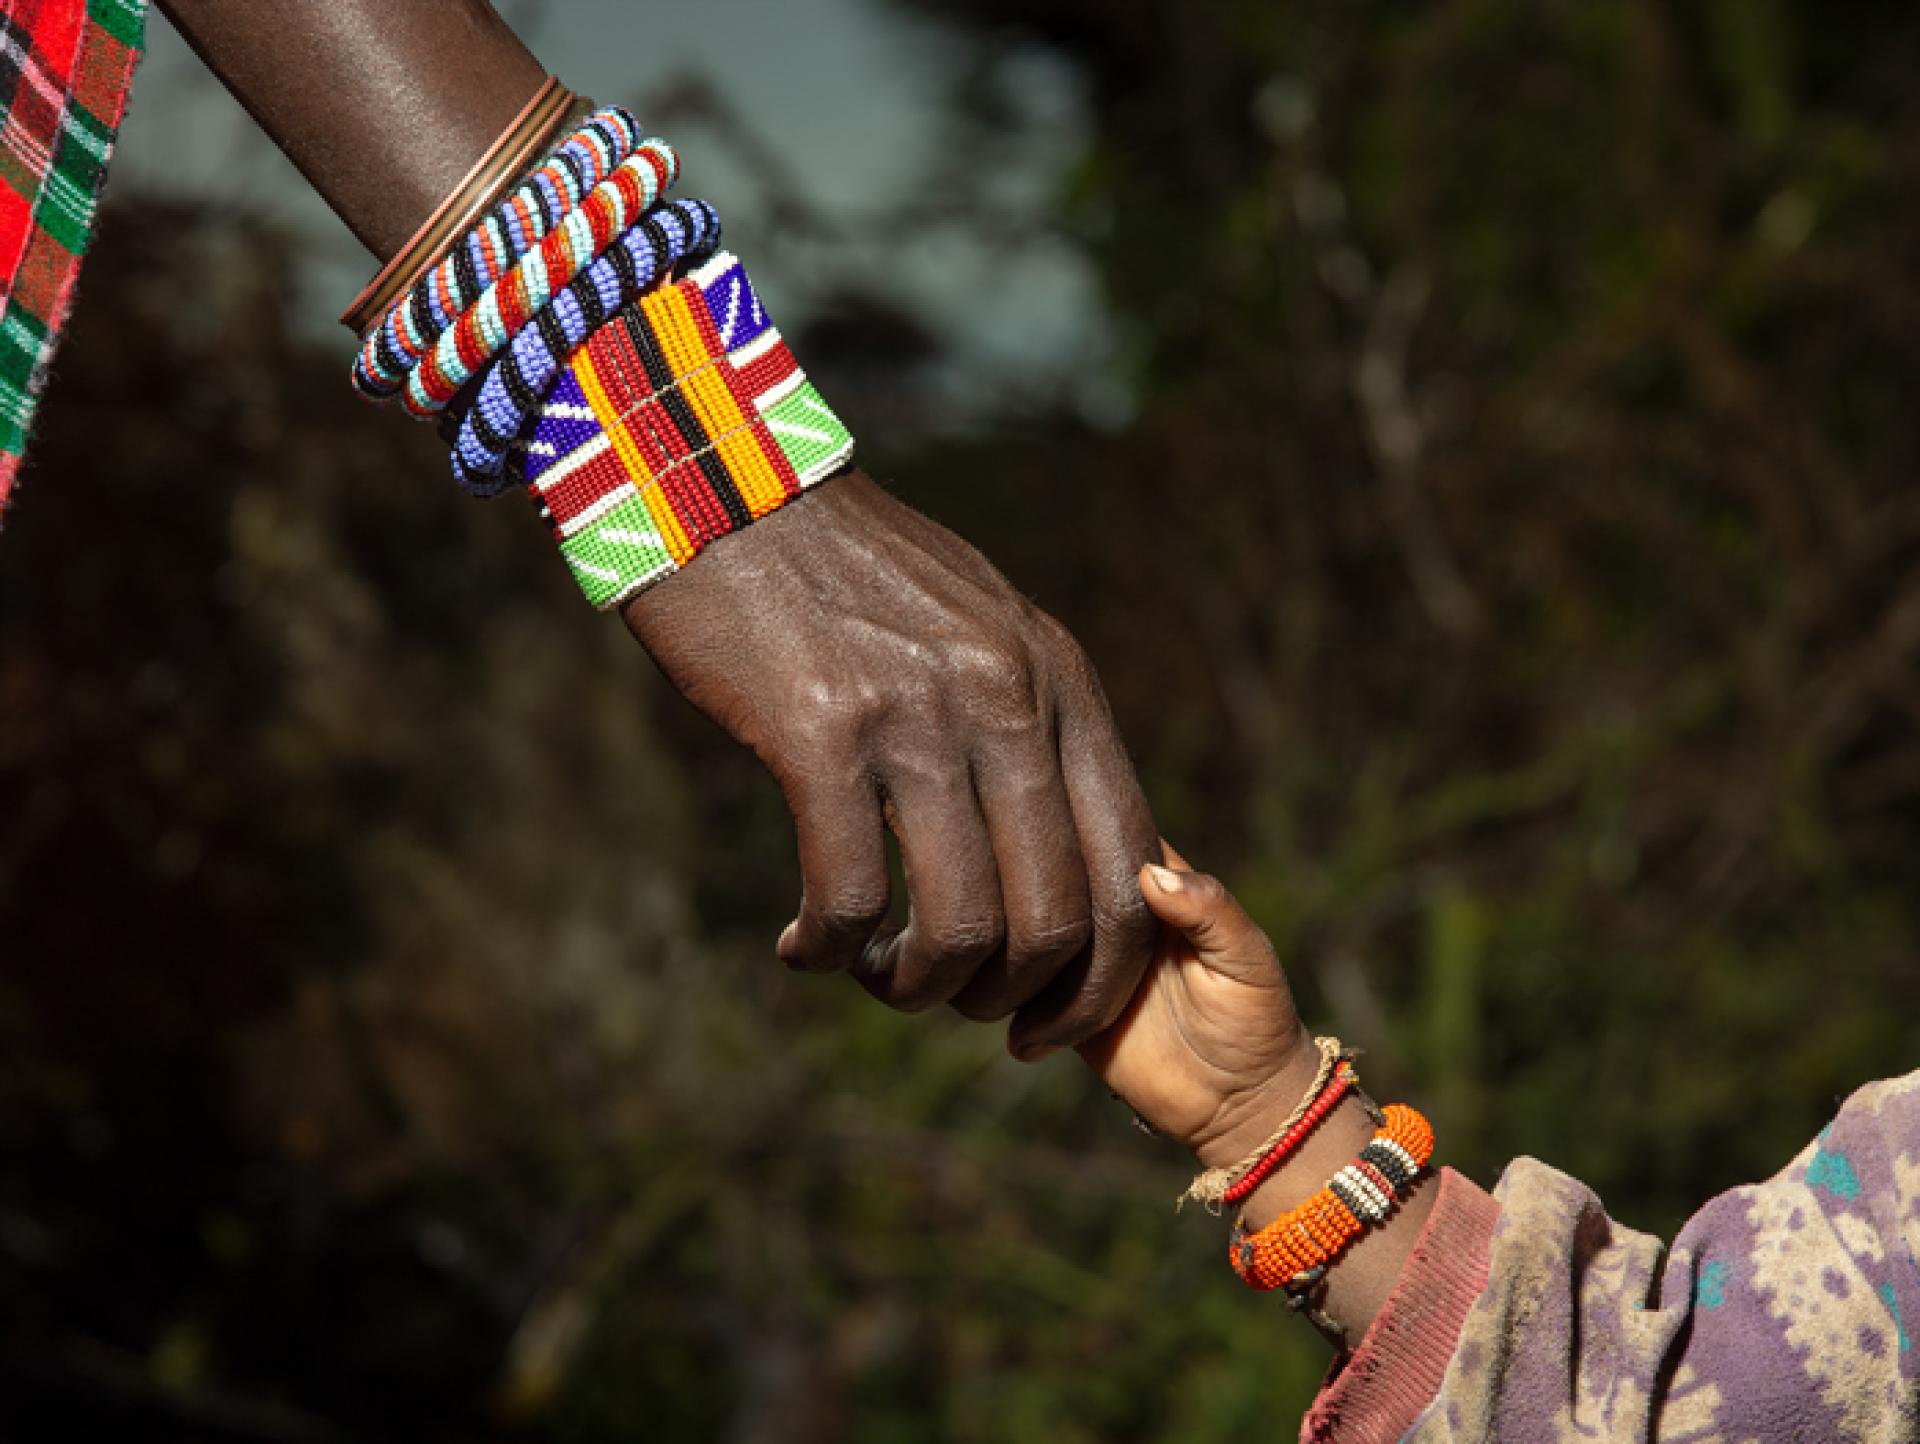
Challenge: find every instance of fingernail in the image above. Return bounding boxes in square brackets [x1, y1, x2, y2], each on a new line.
[776, 921, 798, 959]
[1147, 864, 1183, 893]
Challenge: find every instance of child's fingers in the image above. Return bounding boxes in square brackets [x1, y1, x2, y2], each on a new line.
[1139, 859, 1280, 986]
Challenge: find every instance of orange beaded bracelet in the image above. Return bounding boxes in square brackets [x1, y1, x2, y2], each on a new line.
[1227, 1102, 1434, 1293]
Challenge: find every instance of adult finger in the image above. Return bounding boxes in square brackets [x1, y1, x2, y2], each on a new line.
[774, 769, 892, 975]
[850, 767, 1005, 1011]
[946, 735, 1094, 1021]
[1006, 644, 1159, 1057]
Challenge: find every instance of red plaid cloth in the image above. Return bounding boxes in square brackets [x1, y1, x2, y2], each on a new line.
[0, 0, 144, 525]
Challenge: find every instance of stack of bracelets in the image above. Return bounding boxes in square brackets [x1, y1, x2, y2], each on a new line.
[343, 91, 1428, 1336]
[1186, 1036, 1435, 1345]
[342, 80, 854, 611]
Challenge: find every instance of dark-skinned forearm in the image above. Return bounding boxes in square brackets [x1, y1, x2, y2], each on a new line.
[155, 0, 545, 260]
[156, 0, 1163, 1050]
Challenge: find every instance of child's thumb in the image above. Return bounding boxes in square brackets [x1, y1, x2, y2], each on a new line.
[1139, 856, 1279, 986]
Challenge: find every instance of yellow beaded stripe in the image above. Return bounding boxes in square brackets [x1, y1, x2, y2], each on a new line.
[525, 250, 854, 608]
[572, 342, 697, 566]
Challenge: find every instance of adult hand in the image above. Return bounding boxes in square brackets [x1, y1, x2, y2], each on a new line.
[623, 472, 1158, 1056]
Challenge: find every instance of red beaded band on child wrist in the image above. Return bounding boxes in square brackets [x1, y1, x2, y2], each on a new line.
[1182, 1036, 1356, 1212]
[1220, 1059, 1357, 1206]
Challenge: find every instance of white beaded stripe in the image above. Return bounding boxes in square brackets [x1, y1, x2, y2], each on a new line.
[753, 366, 805, 413]
[553, 483, 635, 539]
[1346, 1162, 1394, 1205]
[687, 251, 735, 290]
[1334, 1166, 1392, 1219]
[729, 327, 785, 367]
[1374, 1138, 1421, 1177]
[534, 430, 615, 496]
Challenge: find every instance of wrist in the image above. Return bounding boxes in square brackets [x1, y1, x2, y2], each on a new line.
[1187, 1023, 1321, 1170]
[1228, 1093, 1441, 1349]
[1231, 1093, 1378, 1230]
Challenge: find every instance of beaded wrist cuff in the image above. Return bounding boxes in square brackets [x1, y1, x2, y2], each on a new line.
[1228, 1102, 1434, 1293]
[522, 249, 854, 609]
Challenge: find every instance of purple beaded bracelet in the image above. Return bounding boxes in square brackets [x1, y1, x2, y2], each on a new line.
[352, 106, 647, 400]
[451, 196, 724, 496]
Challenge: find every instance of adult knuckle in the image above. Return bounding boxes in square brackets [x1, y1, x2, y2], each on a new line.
[955, 634, 1036, 688]
[1033, 610, 1091, 671]
[877, 667, 944, 731]
[1007, 913, 1092, 972]
[817, 887, 889, 937]
[775, 697, 853, 763]
[786, 669, 894, 743]
[1094, 864, 1155, 924]
[924, 912, 1004, 966]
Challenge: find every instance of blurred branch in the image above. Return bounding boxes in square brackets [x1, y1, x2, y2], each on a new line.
[1354, 263, 1483, 641]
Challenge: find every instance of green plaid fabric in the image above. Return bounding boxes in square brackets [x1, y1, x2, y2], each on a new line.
[0, 0, 145, 525]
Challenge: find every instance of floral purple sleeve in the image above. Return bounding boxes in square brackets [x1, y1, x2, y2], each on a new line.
[1397, 1071, 1920, 1441]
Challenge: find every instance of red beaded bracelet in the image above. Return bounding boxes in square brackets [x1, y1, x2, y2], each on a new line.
[1221, 1060, 1357, 1206]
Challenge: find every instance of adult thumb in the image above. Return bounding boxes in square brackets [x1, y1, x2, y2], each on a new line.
[1139, 849, 1280, 986]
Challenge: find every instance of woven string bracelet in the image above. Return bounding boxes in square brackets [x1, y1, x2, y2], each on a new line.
[1228, 1101, 1434, 1294]
[451, 197, 723, 495]
[402, 142, 680, 418]
[353, 106, 649, 400]
[521, 249, 854, 607]
[1220, 1060, 1357, 1207]
[1182, 1037, 1353, 1212]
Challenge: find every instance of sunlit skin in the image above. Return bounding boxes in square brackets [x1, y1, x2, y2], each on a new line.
[1077, 843, 1312, 1165]
[1079, 844, 1438, 1348]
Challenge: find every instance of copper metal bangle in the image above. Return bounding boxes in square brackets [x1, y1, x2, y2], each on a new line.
[340, 74, 575, 337]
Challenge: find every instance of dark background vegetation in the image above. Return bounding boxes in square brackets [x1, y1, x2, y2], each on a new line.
[4, 0, 1919, 1438]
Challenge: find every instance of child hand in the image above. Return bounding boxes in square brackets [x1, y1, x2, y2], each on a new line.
[1076, 844, 1320, 1169]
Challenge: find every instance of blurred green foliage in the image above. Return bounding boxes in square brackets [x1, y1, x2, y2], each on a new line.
[2, 0, 1918, 1437]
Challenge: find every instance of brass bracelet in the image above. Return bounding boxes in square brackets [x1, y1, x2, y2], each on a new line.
[340, 74, 576, 337]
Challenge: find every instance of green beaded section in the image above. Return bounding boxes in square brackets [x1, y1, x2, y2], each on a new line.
[762, 381, 854, 486]
[557, 493, 674, 609]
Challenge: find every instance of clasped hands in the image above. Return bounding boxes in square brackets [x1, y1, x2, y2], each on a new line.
[626, 472, 1314, 1154]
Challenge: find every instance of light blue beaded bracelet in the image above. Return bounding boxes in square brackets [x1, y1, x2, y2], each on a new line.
[352, 107, 649, 400]
[451, 196, 724, 496]
[401, 143, 679, 419]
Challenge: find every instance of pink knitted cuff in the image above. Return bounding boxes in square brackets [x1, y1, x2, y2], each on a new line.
[1300, 1167, 1501, 1443]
